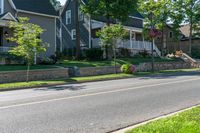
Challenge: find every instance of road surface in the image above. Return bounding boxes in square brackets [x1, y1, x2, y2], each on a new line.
[0, 72, 200, 133]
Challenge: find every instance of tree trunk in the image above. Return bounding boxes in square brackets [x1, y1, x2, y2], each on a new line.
[89, 15, 92, 48]
[189, 22, 193, 55]
[161, 25, 165, 56]
[26, 62, 30, 82]
[104, 0, 110, 60]
[113, 44, 117, 74]
[75, 0, 81, 60]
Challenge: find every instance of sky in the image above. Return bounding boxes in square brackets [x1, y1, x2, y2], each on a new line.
[58, 0, 66, 5]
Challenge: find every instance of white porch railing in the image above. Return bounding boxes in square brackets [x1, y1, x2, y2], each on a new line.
[0, 46, 12, 52]
[119, 40, 161, 56]
[92, 38, 161, 56]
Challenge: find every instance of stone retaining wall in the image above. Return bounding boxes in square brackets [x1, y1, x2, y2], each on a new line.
[69, 62, 192, 77]
[137, 61, 192, 72]
[0, 61, 193, 84]
[0, 68, 69, 83]
[72, 66, 121, 77]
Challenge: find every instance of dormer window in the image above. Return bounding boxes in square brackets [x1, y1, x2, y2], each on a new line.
[66, 10, 71, 25]
[0, 0, 4, 14]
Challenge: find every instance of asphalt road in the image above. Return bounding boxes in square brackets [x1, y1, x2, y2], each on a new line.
[0, 72, 200, 133]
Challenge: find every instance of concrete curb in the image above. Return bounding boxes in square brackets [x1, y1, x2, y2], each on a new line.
[111, 104, 200, 133]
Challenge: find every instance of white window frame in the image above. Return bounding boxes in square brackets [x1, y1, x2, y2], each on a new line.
[0, 0, 4, 14]
[66, 10, 71, 25]
[71, 29, 76, 40]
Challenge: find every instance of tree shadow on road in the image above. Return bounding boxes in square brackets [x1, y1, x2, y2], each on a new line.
[34, 85, 86, 91]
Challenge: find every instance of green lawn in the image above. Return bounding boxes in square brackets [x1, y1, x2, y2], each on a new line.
[59, 57, 178, 68]
[0, 57, 177, 71]
[127, 106, 200, 133]
[0, 65, 59, 72]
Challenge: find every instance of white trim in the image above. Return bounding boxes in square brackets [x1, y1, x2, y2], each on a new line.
[65, 10, 71, 24]
[16, 9, 59, 18]
[123, 26, 143, 33]
[1, 0, 4, 14]
[1, 12, 17, 21]
[8, 0, 17, 10]
[71, 29, 76, 40]
[129, 16, 144, 20]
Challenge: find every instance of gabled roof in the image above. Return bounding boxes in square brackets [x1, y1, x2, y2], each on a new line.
[0, 12, 17, 21]
[11, 0, 59, 17]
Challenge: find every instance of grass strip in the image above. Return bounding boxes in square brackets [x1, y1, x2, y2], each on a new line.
[127, 106, 200, 133]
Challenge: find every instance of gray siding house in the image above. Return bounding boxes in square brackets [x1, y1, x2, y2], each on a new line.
[60, 0, 159, 56]
[0, 0, 59, 57]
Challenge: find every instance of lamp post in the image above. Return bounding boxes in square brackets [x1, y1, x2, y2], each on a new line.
[148, 12, 155, 73]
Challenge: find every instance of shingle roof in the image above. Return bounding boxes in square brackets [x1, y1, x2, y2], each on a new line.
[12, 0, 59, 16]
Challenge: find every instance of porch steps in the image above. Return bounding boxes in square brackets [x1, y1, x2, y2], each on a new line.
[180, 53, 200, 68]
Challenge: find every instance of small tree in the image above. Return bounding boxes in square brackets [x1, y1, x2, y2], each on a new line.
[8, 17, 48, 82]
[97, 24, 127, 73]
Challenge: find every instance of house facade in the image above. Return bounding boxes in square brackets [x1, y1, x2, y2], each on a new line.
[0, 0, 162, 61]
[60, 0, 161, 56]
[155, 24, 200, 54]
[0, 0, 59, 57]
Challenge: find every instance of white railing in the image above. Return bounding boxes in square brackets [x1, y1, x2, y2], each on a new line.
[92, 38, 161, 56]
[119, 40, 161, 56]
[0, 47, 12, 52]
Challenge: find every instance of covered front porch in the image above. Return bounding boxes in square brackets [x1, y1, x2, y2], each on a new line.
[90, 24, 161, 56]
[0, 12, 17, 53]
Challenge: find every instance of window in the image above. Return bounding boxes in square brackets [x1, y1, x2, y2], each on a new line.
[71, 29, 76, 40]
[66, 10, 71, 25]
[0, 0, 4, 14]
[169, 32, 173, 38]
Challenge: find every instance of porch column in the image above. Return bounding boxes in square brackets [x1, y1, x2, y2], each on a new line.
[88, 15, 92, 49]
[129, 30, 132, 49]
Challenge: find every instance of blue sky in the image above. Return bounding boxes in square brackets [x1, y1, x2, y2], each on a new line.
[58, 0, 66, 5]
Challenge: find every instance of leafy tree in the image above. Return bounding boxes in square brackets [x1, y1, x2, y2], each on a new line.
[8, 17, 47, 82]
[138, 0, 172, 55]
[183, 0, 200, 54]
[81, 0, 137, 58]
[81, 0, 137, 24]
[97, 24, 127, 73]
[50, 0, 61, 11]
[170, 0, 185, 50]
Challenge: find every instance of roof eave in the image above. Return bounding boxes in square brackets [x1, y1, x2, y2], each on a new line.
[16, 9, 59, 18]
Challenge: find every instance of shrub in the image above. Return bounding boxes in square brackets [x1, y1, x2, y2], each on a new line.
[192, 46, 200, 59]
[118, 48, 131, 57]
[121, 64, 136, 74]
[0, 52, 24, 64]
[38, 57, 56, 65]
[85, 48, 103, 60]
[137, 50, 150, 58]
